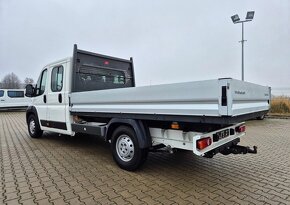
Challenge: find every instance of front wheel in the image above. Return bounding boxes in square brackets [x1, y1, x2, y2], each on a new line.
[111, 126, 148, 171]
[27, 115, 43, 138]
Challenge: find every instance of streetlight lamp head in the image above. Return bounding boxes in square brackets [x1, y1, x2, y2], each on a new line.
[231, 14, 240, 23]
[246, 11, 255, 20]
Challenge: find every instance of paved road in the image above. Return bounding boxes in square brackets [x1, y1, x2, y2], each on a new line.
[0, 112, 289, 205]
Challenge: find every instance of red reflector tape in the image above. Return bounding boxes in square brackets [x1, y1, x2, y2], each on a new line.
[197, 137, 212, 150]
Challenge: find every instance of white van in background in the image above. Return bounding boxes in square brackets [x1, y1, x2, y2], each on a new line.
[0, 89, 31, 110]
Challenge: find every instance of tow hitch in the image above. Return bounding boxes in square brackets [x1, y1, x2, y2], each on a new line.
[221, 145, 257, 155]
[203, 138, 257, 158]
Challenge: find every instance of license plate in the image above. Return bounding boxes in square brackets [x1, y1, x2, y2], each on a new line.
[216, 129, 230, 140]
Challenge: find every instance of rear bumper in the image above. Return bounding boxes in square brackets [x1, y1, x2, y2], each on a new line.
[192, 123, 246, 156]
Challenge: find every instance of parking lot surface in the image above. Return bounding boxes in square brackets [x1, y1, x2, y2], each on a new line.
[0, 112, 290, 205]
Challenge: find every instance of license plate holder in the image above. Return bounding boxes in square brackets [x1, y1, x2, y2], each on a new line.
[213, 129, 230, 142]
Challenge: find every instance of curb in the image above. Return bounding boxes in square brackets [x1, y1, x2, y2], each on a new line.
[266, 115, 290, 119]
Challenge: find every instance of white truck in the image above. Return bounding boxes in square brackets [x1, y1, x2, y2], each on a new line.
[25, 45, 270, 171]
[0, 89, 31, 110]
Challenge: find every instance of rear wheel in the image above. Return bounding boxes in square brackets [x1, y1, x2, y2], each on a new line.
[256, 115, 265, 120]
[27, 115, 43, 138]
[111, 126, 148, 171]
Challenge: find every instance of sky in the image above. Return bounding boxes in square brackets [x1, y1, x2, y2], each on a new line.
[0, 0, 289, 89]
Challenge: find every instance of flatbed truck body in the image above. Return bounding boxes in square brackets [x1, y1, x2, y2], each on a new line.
[70, 79, 270, 124]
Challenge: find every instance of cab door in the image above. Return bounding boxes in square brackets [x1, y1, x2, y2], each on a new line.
[46, 64, 68, 134]
[33, 69, 49, 128]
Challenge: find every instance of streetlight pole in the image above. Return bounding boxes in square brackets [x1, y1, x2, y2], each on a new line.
[241, 22, 244, 81]
[231, 11, 255, 81]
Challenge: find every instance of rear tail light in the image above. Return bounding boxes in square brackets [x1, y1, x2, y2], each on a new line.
[236, 125, 246, 133]
[196, 137, 212, 150]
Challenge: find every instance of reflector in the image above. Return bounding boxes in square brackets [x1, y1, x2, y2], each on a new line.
[171, 122, 179, 129]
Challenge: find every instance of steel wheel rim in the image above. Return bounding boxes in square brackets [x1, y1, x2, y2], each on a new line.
[29, 119, 36, 134]
[116, 134, 134, 162]
[261, 115, 265, 119]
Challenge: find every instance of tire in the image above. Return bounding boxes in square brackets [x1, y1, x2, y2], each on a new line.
[256, 115, 265, 120]
[27, 115, 43, 138]
[111, 126, 148, 171]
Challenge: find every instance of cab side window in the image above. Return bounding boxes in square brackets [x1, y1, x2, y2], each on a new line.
[51, 66, 64, 92]
[7, 91, 24, 98]
[35, 69, 48, 96]
[0, 90, 4, 97]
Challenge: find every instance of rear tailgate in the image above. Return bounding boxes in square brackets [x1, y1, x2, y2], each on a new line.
[223, 79, 271, 116]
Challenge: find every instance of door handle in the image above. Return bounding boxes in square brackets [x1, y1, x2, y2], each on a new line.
[43, 95, 47, 103]
[0, 100, 4, 101]
[58, 93, 62, 103]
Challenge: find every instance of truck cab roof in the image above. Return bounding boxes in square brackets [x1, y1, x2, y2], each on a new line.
[43, 57, 72, 68]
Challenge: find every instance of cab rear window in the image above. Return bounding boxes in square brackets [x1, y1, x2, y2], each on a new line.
[77, 66, 126, 91]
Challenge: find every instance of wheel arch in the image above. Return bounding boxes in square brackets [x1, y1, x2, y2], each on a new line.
[105, 118, 152, 149]
[26, 106, 40, 124]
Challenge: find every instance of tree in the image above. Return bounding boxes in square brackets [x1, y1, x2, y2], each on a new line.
[24, 77, 34, 85]
[0, 73, 21, 89]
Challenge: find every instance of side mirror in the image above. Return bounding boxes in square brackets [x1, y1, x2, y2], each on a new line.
[25, 84, 34, 97]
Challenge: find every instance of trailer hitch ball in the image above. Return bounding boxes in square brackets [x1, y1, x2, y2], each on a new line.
[248, 146, 257, 154]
